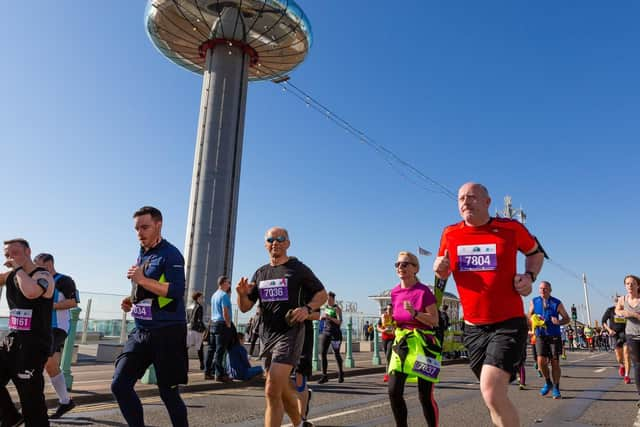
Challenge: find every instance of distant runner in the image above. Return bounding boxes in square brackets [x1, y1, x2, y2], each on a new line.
[602, 298, 630, 383]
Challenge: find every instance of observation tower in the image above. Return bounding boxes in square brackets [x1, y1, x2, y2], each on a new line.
[145, 0, 312, 305]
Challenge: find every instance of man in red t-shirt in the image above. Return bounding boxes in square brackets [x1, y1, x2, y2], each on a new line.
[434, 182, 545, 427]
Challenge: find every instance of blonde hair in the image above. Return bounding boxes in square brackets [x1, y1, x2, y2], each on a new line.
[397, 251, 420, 281]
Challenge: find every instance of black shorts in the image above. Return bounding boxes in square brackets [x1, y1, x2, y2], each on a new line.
[535, 335, 563, 360]
[114, 323, 188, 387]
[296, 321, 313, 378]
[463, 317, 527, 382]
[49, 328, 68, 356]
[263, 324, 304, 371]
[613, 331, 626, 348]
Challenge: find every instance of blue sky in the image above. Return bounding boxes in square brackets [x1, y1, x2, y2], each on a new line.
[1, 1, 638, 323]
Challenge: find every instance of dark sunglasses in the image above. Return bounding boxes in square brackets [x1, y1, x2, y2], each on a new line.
[266, 236, 287, 243]
[394, 261, 416, 269]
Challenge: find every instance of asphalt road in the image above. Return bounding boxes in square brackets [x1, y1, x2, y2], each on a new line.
[51, 351, 639, 426]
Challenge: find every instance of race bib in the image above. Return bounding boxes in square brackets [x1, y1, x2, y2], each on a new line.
[258, 278, 289, 302]
[614, 315, 626, 324]
[9, 308, 32, 331]
[412, 354, 441, 380]
[458, 244, 497, 271]
[132, 299, 153, 320]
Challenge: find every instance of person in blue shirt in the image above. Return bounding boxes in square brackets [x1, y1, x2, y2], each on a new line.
[528, 281, 570, 400]
[112, 206, 188, 427]
[227, 332, 264, 381]
[205, 276, 233, 382]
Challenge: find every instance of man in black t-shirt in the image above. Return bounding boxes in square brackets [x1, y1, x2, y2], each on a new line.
[237, 227, 327, 427]
[0, 238, 55, 426]
[602, 298, 630, 379]
[35, 252, 79, 419]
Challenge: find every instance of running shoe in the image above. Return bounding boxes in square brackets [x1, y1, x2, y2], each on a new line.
[317, 375, 328, 384]
[302, 420, 314, 427]
[552, 386, 561, 399]
[518, 383, 525, 390]
[540, 383, 552, 396]
[619, 365, 626, 377]
[537, 370, 543, 378]
[625, 376, 631, 384]
[49, 400, 76, 419]
[561, 354, 567, 360]
[338, 372, 344, 383]
[304, 389, 313, 419]
[383, 373, 389, 382]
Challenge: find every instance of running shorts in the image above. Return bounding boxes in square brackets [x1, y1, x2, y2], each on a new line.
[463, 316, 527, 382]
[49, 328, 68, 356]
[535, 335, 563, 360]
[263, 324, 304, 371]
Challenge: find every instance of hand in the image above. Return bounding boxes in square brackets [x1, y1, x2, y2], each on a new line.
[550, 316, 560, 325]
[236, 277, 250, 296]
[403, 300, 415, 316]
[513, 273, 533, 296]
[127, 265, 146, 287]
[433, 249, 450, 276]
[121, 297, 132, 313]
[290, 307, 309, 323]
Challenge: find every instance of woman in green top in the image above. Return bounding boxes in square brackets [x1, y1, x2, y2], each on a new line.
[318, 291, 344, 384]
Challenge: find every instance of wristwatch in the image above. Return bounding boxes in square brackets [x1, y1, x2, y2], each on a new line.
[304, 304, 313, 314]
[525, 271, 537, 282]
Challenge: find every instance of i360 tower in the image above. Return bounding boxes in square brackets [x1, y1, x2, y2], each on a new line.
[145, 0, 312, 307]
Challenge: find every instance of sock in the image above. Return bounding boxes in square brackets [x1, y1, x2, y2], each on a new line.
[51, 373, 71, 404]
[546, 378, 553, 386]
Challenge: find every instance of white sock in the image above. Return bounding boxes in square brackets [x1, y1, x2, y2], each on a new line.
[51, 373, 71, 404]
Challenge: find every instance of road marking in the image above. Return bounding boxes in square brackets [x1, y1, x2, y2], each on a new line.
[284, 402, 389, 427]
[594, 367, 607, 373]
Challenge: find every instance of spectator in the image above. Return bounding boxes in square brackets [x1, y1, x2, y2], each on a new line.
[227, 332, 264, 381]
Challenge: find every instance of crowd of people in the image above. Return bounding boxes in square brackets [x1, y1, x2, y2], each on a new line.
[1, 184, 640, 427]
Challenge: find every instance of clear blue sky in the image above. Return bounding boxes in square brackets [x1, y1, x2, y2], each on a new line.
[1, 1, 638, 323]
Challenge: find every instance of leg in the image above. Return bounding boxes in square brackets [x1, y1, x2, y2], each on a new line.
[480, 365, 519, 427]
[158, 384, 188, 427]
[417, 377, 439, 427]
[387, 371, 409, 427]
[111, 352, 148, 427]
[0, 347, 20, 424]
[318, 334, 330, 377]
[205, 326, 217, 377]
[625, 343, 632, 378]
[264, 362, 300, 427]
[197, 343, 204, 370]
[628, 339, 640, 394]
[331, 340, 344, 377]
[14, 367, 49, 427]
[213, 325, 227, 378]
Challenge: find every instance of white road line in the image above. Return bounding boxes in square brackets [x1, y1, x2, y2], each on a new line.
[284, 402, 389, 427]
[594, 367, 607, 373]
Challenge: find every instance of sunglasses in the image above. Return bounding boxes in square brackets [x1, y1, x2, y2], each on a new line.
[266, 236, 287, 243]
[394, 261, 416, 269]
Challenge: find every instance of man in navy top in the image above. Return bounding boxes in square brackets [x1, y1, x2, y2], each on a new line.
[112, 206, 188, 427]
[528, 281, 570, 400]
[205, 275, 233, 382]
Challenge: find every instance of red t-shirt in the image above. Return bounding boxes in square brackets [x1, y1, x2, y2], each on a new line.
[390, 282, 436, 330]
[437, 217, 537, 324]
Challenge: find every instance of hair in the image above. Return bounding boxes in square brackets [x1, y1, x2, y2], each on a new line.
[625, 275, 640, 288]
[191, 291, 203, 301]
[397, 250, 420, 281]
[540, 280, 552, 291]
[328, 291, 336, 298]
[3, 238, 29, 249]
[218, 275, 230, 287]
[35, 253, 54, 264]
[133, 206, 163, 222]
[265, 227, 289, 240]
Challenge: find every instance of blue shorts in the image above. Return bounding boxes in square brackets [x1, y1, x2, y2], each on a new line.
[114, 323, 188, 387]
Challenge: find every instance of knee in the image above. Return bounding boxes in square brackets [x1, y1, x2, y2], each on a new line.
[264, 380, 282, 403]
[158, 384, 180, 401]
[111, 374, 134, 397]
[480, 384, 504, 410]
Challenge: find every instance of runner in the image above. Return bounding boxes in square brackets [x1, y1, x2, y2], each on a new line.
[377, 303, 395, 383]
[616, 274, 640, 403]
[236, 226, 327, 427]
[434, 182, 545, 427]
[528, 281, 570, 399]
[112, 206, 189, 427]
[34, 252, 79, 419]
[387, 251, 440, 427]
[317, 291, 344, 384]
[602, 299, 630, 383]
[0, 238, 55, 426]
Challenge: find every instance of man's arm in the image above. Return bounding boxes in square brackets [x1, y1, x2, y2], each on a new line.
[54, 298, 77, 310]
[527, 299, 535, 319]
[223, 306, 231, 328]
[291, 289, 327, 323]
[236, 277, 256, 313]
[0, 271, 10, 286]
[17, 270, 54, 300]
[556, 303, 571, 326]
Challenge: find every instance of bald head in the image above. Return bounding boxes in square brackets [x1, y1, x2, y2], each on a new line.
[458, 182, 491, 226]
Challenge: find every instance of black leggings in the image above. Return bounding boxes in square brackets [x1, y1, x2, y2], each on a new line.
[319, 333, 343, 375]
[382, 338, 394, 367]
[388, 371, 438, 427]
[627, 337, 640, 394]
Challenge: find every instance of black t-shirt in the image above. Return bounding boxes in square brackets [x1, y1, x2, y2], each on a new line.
[248, 257, 324, 341]
[54, 274, 77, 300]
[602, 306, 626, 333]
[5, 267, 53, 352]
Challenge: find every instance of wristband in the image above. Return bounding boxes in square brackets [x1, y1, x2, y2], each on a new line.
[304, 304, 313, 314]
[525, 271, 537, 282]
